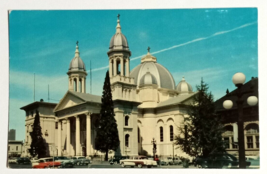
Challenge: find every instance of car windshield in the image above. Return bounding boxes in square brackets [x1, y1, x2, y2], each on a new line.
[78, 157, 85, 159]
[59, 157, 67, 159]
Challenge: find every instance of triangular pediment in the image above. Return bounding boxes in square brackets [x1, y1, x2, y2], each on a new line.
[54, 91, 86, 112]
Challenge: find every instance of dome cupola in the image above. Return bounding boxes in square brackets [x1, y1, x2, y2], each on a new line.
[109, 14, 129, 51]
[69, 42, 86, 71]
[176, 77, 193, 94]
[139, 70, 158, 86]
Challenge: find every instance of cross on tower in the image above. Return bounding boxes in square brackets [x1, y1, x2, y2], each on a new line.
[117, 14, 120, 20]
[76, 41, 79, 46]
[147, 46, 150, 53]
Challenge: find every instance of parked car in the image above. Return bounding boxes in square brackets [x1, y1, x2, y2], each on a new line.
[165, 157, 182, 165]
[246, 156, 259, 169]
[17, 157, 31, 164]
[194, 153, 251, 168]
[119, 155, 158, 168]
[54, 156, 74, 168]
[32, 158, 61, 169]
[109, 156, 129, 165]
[8, 157, 19, 164]
[70, 156, 90, 165]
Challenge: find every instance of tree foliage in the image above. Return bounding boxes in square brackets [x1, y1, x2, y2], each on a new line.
[29, 110, 47, 158]
[95, 71, 120, 161]
[175, 79, 226, 157]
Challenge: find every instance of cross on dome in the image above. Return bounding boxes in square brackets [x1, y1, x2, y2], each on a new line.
[147, 46, 150, 53]
[76, 41, 79, 46]
[117, 14, 120, 20]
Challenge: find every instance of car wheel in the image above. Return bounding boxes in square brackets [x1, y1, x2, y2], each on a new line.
[121, 162, 125, 168]
[137, 164, 143, 168]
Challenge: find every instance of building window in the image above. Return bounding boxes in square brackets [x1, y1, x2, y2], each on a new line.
[125, 134, 130, 147]
[170, 125, 173, 141]
[247, 136, 253, 148]
[160, 127, 163, 142]
[138, 127, 140, 143]
[16, 146, 18, 151]
[55, 122, 58, 129]
[256, 136, 259, 148]
[231, 137, 238, 149]
[8, 146, 10, 151]
[125, 116, 129, 126]
[224, 137, 230, 149]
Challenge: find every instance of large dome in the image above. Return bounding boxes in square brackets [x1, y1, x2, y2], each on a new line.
[69, 45, 86, 71]
[109, 18, 129, 51]
[130, 52, 175, 90]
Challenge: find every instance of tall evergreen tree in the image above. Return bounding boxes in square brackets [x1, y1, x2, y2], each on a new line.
[29, 110, 47, 158]
[175, 79, 226, 157]
[95, 71, 120, 161]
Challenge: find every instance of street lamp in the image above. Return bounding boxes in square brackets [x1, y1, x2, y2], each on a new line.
[222, 72, 258, 169]
[151, 138, 156, 159]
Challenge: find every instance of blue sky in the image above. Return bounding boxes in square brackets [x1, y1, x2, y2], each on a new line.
[9, 9, 258, 141]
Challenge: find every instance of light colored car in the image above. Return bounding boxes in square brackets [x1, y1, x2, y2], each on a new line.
[246, 156, 259, 169]
[8, 157, 19, 164]
[164, 157, 182, 165]
[70, 156, 90, 165]
[53, 156, 74, 168]
[119, 156, 157, 168]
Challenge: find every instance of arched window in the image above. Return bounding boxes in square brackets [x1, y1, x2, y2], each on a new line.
[138, 127, 140, 143]
[170, 125, 173, 141]
[125, 116, 129, 126]
[125, 134, 130, 147]
[160, 127, 163, 142]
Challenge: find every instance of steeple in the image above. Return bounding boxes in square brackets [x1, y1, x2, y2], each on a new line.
[116, 14, 121, 33]
[75, 41, 80, 57]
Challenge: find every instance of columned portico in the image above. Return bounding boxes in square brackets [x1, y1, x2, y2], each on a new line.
[86, 113, 91, 156]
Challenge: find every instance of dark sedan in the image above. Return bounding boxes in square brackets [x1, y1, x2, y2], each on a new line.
[109, 156, 129, 165]
[194, 153, 250, 168]
[17, 158, 31, 164]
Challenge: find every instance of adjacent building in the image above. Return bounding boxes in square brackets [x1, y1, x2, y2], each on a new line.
[215, 77, 259, 156]
[8, 129, 16, 140]
[8, 140, 23, 157]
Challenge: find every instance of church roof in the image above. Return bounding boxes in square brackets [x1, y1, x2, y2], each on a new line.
[69, 91, 101, 103]
[68, 43, 86, 72]
[156, 92, 197, 108]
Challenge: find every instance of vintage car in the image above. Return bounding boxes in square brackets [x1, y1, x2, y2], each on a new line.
[16, 157, 31, 164]
[109, 156, 129, 165]
[32, 158, 61, 169]
[8, 157, 19, 164]
[53, 156, 74, 168]
[69, 156, 91, 165]
[119, 156, 158, 168]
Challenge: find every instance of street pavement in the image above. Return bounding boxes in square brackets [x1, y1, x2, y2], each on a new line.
[8, 161, 198, 169]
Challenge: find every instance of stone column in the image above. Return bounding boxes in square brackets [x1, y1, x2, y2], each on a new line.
[77, 78, 80, 92]
[109, 60, 112, 77]
[114, 59, 117, 76]
[75, 116, 80, 155]
[86, 113, 91, 156]
[84, 78, 86, 93]
[58, 120, 62, 156]
[126, 59, 129, 77]
[69, 78, 71, 90]
[120, 57, 124, 76]
[82, 78, 84, 93]
[66, 118, 70, 156]
[253, 135, 256, 149]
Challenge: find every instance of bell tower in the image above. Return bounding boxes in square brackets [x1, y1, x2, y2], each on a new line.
[67, 42, 87, 93]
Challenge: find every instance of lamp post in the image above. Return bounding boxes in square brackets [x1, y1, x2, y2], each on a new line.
[223, 72, 258, 169]
[151, 138, 156, 159]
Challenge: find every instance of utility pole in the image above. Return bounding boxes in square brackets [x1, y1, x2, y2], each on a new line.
[151, 138, 156, 159]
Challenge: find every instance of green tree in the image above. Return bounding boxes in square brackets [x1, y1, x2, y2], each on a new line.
[29, 110, 47, 158]
[95, 71, 120, 161]
[175, 79, 226, 157]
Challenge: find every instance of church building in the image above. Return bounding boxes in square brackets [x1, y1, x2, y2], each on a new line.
[20, 15, 197, 159]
